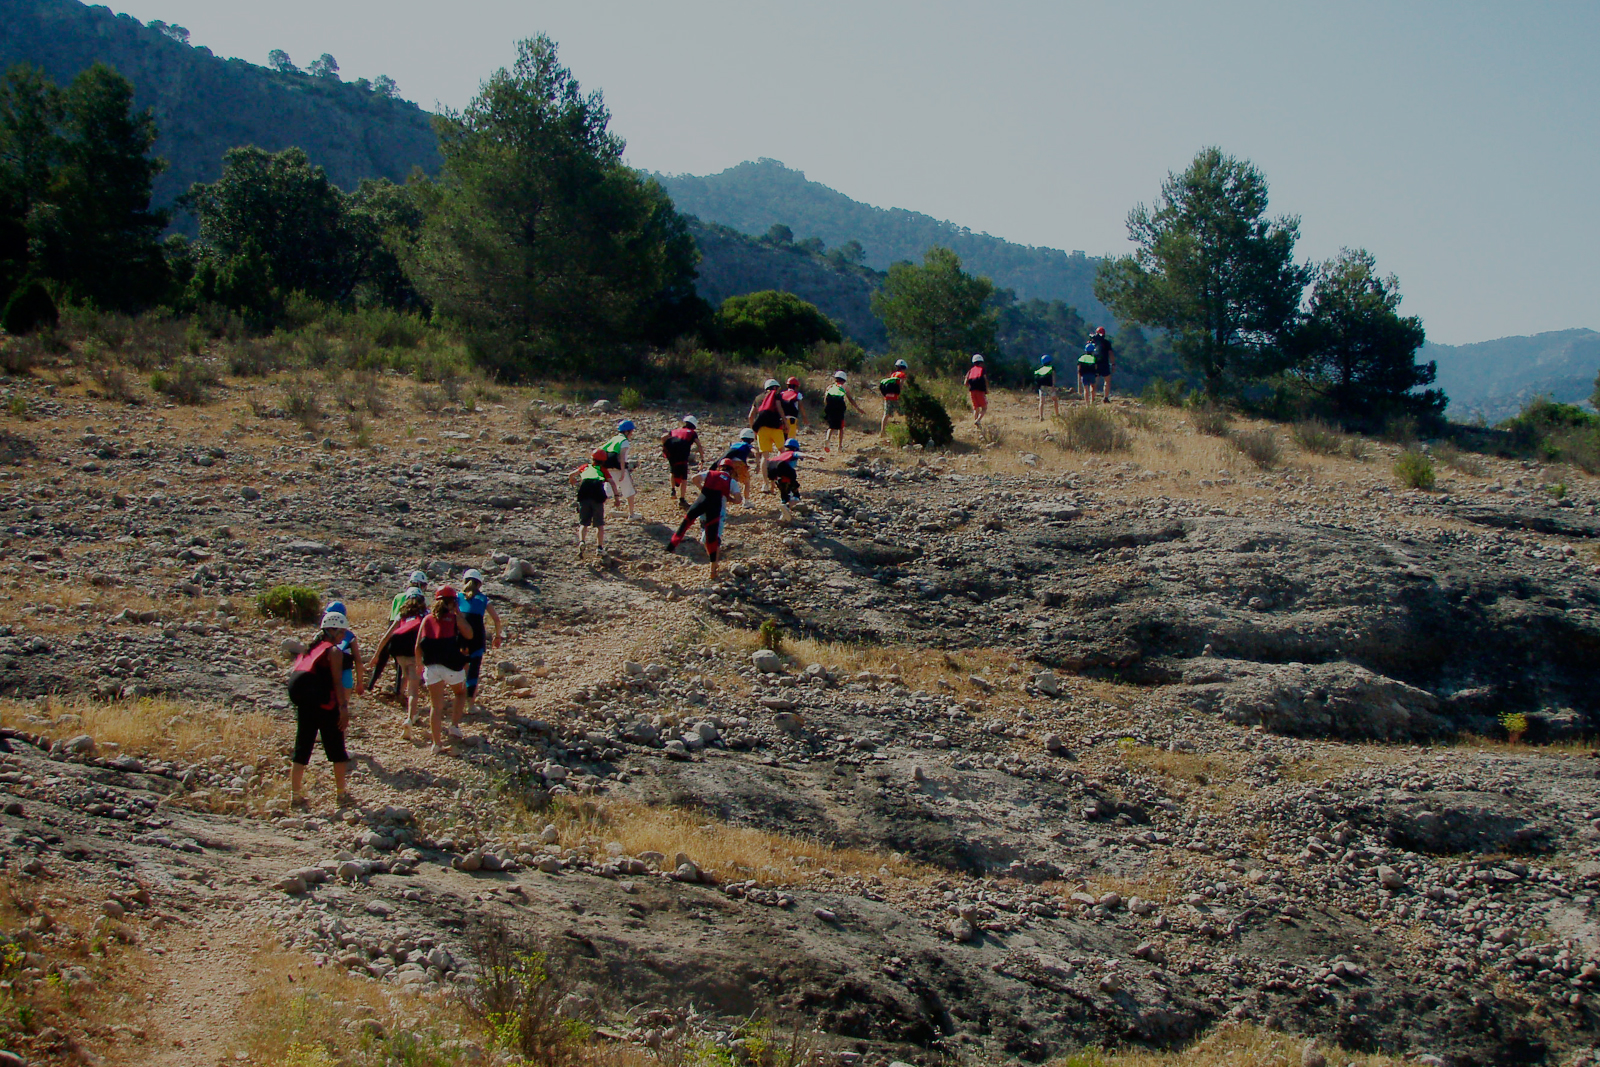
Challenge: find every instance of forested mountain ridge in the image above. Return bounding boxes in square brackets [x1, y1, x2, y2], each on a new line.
[686, 219, 887, 349]
[1426, 328, 1600, 421]
[656, 158, 1112, 323]
[0, 0, 440, 209]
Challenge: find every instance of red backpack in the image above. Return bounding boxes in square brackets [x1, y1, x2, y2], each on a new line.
[703, 469, 733, 495]
[287, 641, 337, 711]
[662, 427, 696, 462]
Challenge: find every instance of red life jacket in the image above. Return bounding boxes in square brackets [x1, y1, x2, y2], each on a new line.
[662, 427, 697, 461]
[753, 389, 784, 428]
[702, 469, 733, 495]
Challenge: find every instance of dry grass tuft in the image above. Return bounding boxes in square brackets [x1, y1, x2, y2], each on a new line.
[1117, 743, 1244, 787]
[1054, 406, 1132, 453]
[1449, 734, 1596, 757]
[0, 696, 279, 763]
[1053, 1022, 1406, 1066]
[1227, 428, 1282, 470]
[712, 624, 1022, 700]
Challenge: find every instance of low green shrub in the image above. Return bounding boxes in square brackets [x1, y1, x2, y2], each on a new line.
[617, 386, 644, 411]
[256, 585, 321, 623]
[1141, 377, 1189, 407]
[150, 360, 219, 405]
[1394, 448, 1436, 490]
[1229, 428, 1283, 469]
[1188, 403, 1231, 437]
[1055, 405, 1131, 453]
[901, 381, 953, 447]
[1291, 419, 1343, 456]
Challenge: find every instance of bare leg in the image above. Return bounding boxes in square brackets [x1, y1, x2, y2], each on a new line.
[428, 680, 446, 747]
[290, 761, 307, 801]
[449, 683, 468, 727]
[333, 761, 350, 799]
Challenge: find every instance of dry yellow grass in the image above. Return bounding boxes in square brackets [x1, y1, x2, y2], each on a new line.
[710, 623, 1023, 700]
[1449, 734, 1597, 757]
[0, 695, 279, 762]
[1117, 743, 1245, 788]
[538, 798, 927, 886]
[1053, 1023, 1407, 1066]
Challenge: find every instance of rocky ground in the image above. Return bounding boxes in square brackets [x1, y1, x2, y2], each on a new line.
[1, 370, 1599, 1066]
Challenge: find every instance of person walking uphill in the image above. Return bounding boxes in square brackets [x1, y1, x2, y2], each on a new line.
[722, 430, 757, 503]
[1034, 354, 1060, 421]
[661, 416, 705, 509]
[457, 569, 502, 713]
[367, 591, 426, 741]
[766, 437, 806, 524]
[416, 586, 475, 756]
[596, 421, 638, 520]
[288, 610, 352, 808]
[666, 459, 745, 581]
[822, 372, 866, 453]
[748, 379, 787, 490]
[569, 459, 610, 559]
[965, 355, 989, 436]
[1090, 326, 1115, 401]
[878, 360, 909, 437]
[780, 377, 808, 439]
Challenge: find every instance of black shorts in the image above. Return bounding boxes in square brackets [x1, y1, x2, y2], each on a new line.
[292, 703, 348, 765]
[669, 461, 689, 485]
[1096, 361, 1110, 377]
[826, 413, 846, 430]
[1079, 365, 1099, 383]
[578, 498, 605, 528]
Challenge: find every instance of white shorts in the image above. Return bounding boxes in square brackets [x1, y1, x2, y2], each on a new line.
[613, 469, 636, 500]
[423, 664, 467, 687]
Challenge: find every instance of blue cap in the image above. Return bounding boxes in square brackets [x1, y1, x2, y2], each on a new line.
[784, 438, 800, 451]
[1041, 354, 1053, 365]
[1085, 342, 1097, 354]
[326, 600, 346, 616]
[617, 420, 636, 433]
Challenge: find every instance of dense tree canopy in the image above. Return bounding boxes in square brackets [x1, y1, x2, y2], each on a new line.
[871, 246, 996, 372]
[407, 35, 700, 374]
[1289, 248, 1441, 420]
[1095, 147, 1310, 393]
[0, 62, 167, 313]
[714, 289, 839, 359]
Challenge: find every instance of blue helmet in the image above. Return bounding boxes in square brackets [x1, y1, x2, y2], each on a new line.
[326, 600, 347, 616]
[617, 420, 636, 433]
[1040, 354, 1053, 365]
[1084, 342, 1097, 355]
[784, 438, 800, 451]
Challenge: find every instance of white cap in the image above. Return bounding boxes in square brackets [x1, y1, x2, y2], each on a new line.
[320, 611, 349, 630]
[834, 371, 847, 380]
[764, 379, 780, 389]
[971, 354, 984, 363]
[408, 570, 427, 585]
[683, 415, 699, 428]
[462, 568, 484, 583]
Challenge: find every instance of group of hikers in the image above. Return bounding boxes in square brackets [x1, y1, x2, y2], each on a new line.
[285, 335, 1117, 804]
[286, 568, 508, 804]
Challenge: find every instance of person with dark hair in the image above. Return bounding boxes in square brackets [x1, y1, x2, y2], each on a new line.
[367, 592, 426, 740]
[667, 460, 745, 581]
[415, 586, 475, 756]
[1090, 326, 1115, 401]
[287, 611, 352, 808]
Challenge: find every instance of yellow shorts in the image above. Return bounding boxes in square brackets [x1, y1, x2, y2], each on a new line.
[756, 426, 785, 454]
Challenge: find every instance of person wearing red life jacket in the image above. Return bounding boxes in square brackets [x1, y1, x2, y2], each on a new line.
[765, 437, 806, 524]
[779, 377, 808, 439]
[660, 415, 706, 509]
[747, 379, 787, 489]
[964, 354, 989, 437]
[367, 591, 426, 740]
[821, 371, 866, 453]
[414, 586, 475, 756]
[288, 610, 352, 808]
[666, 459, 745, 581]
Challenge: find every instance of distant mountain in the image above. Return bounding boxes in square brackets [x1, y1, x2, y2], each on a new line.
[0, 0, 440, 210]
[657, 159, 1111, 322]
[1427, 329, 1600, 422]
[688, 220, 886, 349]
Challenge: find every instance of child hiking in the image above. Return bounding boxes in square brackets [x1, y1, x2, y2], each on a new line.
[1034, 354, 1060, 420]
[596, 420, 638, 519]
[666, 459, 745, 581]
[288, 610, 352, 808]
[822, 371, 867, 453]
[748, 379, 787, 490]
[965, 354, 989, 436]
[569, 460, 611, 559]
[878, 360, 909, 437]
[661, 415, 705, 509]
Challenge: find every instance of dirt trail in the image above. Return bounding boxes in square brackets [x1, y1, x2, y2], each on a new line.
[140, 925, 261, 1067]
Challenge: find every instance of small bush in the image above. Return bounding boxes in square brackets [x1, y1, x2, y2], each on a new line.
[1141, 377, 1189, 407]
[471, 926, 584, 1067]
[1382, 415, 1419, 444]
[1, 280, 58, 336]
[809, 338, 865, 372]
[332, 369, 384, 415]
[618, 386, 644, 411]
[759, 616, 784, 653]
[151, 360, 218, 405]
[256, 585, 321, 623]
[413, 385, 444, 413]
[227, 337, 291, 377]
[1344, 435, 1371, 461]
[901, 381, 953, 447]
[1120, 406, 1157, 432]
[884, 423, 911, 447]
[88, 356, 137, 403]
[1229, 428, 1283, 470]
[1394, 448, 1436, 490]
[0, 334, 39, 375]
[1055, 405, 1131, 453]
[1550, 427, 1600, 474]
[283, 378, 321, 429]
[1188, 403, 1231, 437]
[1291, 419, 1343, 456]
[1434, 440, 1487, 476]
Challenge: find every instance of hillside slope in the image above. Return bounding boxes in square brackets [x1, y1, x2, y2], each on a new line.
[658, 159, 1110, 322]
[0, 0, 440, 207]
[1427, 328, 1600, 421]
[687, 219, 886, 349]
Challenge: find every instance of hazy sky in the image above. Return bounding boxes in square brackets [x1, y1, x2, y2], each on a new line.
[109, 1, 1597, 344]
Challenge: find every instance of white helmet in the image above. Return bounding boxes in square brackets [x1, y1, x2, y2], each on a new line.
[683, 415, 699, 428]
[408, 570, 427, 586]
[462, 568, 485, 583]
[971, 354, 984, 364]
[764, 378, 780, 390]
[320, 611, 349, 630]
[833, 371, 847, 381]
[739, 428, 756, 442]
